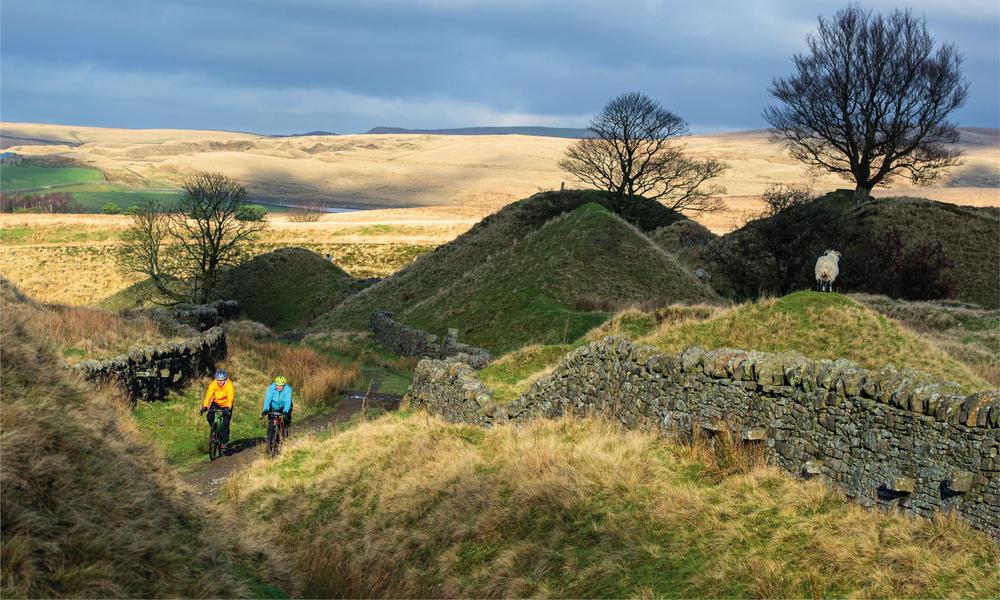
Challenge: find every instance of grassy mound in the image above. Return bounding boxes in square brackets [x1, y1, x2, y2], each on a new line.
[213, 247, 360, 331]
[854, 197, 1000, 308]
[101, 247, 360, 331]
[643, 291, 991, 391]
[395, 203, 715, 354]
[230, 413, 1000, 598]
[313, 190, 687, 332]
[714, 191, 1000, 307]
[0, 292, 285, 597]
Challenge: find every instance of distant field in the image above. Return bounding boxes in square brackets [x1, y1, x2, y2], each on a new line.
[3, 122, 997, 232]
[0, 163, 183, 212]
[0, 210, 458, 305]
[1, 164, 104, 190]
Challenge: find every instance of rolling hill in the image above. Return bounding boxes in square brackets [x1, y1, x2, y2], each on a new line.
[4, 122, 994, 231]
[312, 190, 694, 345]
[399, 203, 716, 354]
[366, 125, 590, 138]
[103, 247, 362, 331]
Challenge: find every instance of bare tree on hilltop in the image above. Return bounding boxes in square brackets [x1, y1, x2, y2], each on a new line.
[559, 92, 728, 216]
[118, 172, 267, 304]
[765, 5, 968, 204]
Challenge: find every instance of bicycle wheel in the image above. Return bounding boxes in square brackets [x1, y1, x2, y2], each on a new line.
[266, 422, 278, 458]
[209, 426, 221, 461]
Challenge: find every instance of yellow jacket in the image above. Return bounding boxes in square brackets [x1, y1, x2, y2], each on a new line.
[203, 379, 235, 410]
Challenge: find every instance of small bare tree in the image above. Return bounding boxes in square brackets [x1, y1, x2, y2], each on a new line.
[117, 198, 180, 303]
[118, 172, 267, 304]
[756, 182, 814, 218]
[764, 5, 968, 204]
[560, 92, 728, 215]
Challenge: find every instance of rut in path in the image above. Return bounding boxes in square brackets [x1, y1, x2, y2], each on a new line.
[183, 390, 401, 499]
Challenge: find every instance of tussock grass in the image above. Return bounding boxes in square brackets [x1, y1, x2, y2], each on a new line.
[643, 291, 991, 392]
[0, 296, 287, 597]
[230, 413, 1000, 598]
[854, 293, 1000, 387]
[32, 304, 174, 363]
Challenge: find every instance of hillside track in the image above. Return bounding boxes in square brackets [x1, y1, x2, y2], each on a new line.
[183, 391, 401, 498]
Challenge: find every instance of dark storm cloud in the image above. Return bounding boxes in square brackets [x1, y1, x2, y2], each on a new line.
[2, 0, 997, 134]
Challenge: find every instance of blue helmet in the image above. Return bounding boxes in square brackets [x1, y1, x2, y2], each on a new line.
[215, 369, 228, 381]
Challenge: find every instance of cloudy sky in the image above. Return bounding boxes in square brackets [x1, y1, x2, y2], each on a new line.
[2, 0, 997, 135]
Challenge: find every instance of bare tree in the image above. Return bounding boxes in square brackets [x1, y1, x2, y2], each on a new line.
[764, 5, 968, 204]
[118, 172, 267, 304]
[559, 92, 728, 215]
[117, 199, 181, 303]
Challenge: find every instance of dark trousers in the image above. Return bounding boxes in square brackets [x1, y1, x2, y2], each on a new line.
[284, 407, 292, 436]
[207, 405, 232, 444]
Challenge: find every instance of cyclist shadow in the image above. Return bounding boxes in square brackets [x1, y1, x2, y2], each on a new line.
[225, 436, 265, 455]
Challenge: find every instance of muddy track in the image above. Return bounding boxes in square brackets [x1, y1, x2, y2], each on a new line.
[183, 390, 401, 499]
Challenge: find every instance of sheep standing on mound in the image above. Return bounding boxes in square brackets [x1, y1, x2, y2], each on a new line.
[815, 250, 841, 292]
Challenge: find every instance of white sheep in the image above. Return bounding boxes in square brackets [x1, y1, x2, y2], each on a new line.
[694, 267, 711, 284]
[814, 250, 841, 292]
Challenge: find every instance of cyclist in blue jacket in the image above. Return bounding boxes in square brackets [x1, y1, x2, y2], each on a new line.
[261, 375, 293, 437]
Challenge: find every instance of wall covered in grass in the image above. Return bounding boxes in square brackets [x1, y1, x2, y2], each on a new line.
[406, 337, 1000, 540]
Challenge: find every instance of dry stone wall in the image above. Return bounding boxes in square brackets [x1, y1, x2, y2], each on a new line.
[406, 337, 1000, 540]
[370, 310, 492, 368]
[75, 327, 227, 402]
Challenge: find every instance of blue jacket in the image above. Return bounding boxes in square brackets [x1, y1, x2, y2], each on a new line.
[262, 383, 293, 413]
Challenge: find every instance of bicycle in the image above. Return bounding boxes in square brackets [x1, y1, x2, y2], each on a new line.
[262, 410, 286, 458]
[206, 407, 231, 461]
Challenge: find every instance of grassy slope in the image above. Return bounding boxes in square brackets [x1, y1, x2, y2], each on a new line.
[857, 196, 1000, 308]
[716, 191, 1000, 307]
[214, 247, 360, 331]
[395, 203, 715, 354]
[312, 189, 686, 332]
[230, 412, 1000, 598]
[0, 293, 286, 597]
[643, 291, 991, 391]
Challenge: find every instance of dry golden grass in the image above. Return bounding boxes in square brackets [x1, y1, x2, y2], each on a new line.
[0, 211, 447, 304]
[0, 292, 288, 597]
[29, 304, 173, 363]
[229, 412, 1000, 598]
[5, 122, 996, 232]
[223, 327, 360, 410]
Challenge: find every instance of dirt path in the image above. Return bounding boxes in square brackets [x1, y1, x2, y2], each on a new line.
[183, 390, 401, 498]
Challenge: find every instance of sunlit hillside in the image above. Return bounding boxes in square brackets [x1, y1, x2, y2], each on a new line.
[4, 122, 997, 232]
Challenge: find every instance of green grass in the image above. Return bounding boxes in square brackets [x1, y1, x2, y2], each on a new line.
[0, 164, 104, 191]
[73, 189, 182, 212]
[396, 203, 715, 354]
[478, 343, 576, 403]
[303, 332, 416, 395]
[132, 385, 333, 471]
[0, 163, 186, 212]
[643, 291, 991, 392]
[313, 189, 687, 333]
[229, 413, 1000, 598]
[213, 248, 362, 331]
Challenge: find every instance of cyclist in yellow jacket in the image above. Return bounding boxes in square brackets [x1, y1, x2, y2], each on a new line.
[200, 369, 235, 451]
